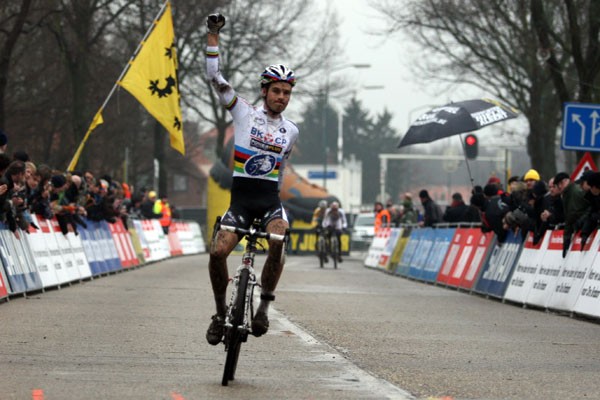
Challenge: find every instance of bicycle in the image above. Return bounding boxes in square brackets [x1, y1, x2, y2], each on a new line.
[317, 227, 340, 269]
[216, 217, 287, 386]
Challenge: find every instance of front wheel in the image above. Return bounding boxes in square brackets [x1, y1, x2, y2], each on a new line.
[317, 235, 326, 268]
[222, 269, 250, 386]
[330, 235, 339, 269]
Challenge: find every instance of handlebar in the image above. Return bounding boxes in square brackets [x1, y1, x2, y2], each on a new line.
[219, 224, 286, 242]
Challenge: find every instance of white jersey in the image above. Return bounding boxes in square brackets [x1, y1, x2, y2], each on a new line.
[322, 208, 348, 230]
[206, 46, 299, 188]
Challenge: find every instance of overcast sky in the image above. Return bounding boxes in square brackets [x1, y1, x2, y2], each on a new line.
[328, 0, 527, 147]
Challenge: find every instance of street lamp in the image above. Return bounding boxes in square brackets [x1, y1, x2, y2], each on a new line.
[322, 63, 371, 189]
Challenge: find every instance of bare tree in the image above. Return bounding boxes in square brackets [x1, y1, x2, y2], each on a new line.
[181, 0, 342, 158]
[371, 0, 598, 178]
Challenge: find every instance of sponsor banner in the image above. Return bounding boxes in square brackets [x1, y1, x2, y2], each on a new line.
[395, 228, 424, 277]
[459, 231, 495, 290]
[445, 229, 482, 287]
[49, 217, 81, 282]
[64, 223, 93, 280]
[0, 224, 27, 293]
[474, 230, 523, 298]
[187, 221, 206, 253]
[365, 228, 391, 269]
[127, 224, 146, 264]
[167, 222, 184, 256]
[504, 231, 550, 304]
[525, 230, 565, 308]
[548, 231, 599, 312]
[132, 219, 151, 261]
[420, 228, 455, 282]
[377, 228, 403, 271]
[97, 220, 123, 272]
[25, 214, 59, 287]
[437, 228, 471, 285]
[78, 219, 108, 276]
[0, 252, 8, 298]
[408, 228, 436, 280]
[37, 217, 71, 283]
[287, 229, 350, 256]
[573, 231, 600, 317]
[152, 219, 172, 261]
[387, 226, 413, 273]
[13, 224, 45, 292]
[107, 219, 139, 268]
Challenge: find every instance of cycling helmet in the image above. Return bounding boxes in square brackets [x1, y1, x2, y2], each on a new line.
[260, 64, 296, 87]
[318, 200, 327, 208]
[331, 201, 339, 209]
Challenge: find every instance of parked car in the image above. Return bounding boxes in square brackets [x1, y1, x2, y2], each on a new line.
[351, 212, 375, 251]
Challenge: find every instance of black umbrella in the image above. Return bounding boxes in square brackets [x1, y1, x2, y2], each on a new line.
[398, 98, 519, 148]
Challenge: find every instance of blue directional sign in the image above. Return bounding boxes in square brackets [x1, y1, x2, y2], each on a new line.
[562, 102, 600, 151]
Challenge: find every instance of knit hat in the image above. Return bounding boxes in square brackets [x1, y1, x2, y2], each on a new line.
[487, 176, 501, 185]
[0, 130, 7, 146]
[523, 169, 540, 181]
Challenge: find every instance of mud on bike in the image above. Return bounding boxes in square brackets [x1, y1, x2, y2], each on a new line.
[214, 217, 287, 386]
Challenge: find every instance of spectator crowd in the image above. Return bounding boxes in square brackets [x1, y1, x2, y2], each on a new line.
[374, 166, 599, 258]
[0, 130, 176, 240]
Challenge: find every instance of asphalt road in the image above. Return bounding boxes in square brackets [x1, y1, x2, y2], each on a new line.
[1, 252, 599, 400]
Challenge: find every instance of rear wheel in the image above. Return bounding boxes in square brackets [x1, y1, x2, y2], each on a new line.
[222, 269, 249, 386]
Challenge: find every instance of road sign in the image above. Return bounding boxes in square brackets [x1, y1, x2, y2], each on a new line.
[570, 152, 598, 182]
[562, 102, 600, 151]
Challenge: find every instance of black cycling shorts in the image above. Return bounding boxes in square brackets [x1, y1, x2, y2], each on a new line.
[220, 177, 288, 230]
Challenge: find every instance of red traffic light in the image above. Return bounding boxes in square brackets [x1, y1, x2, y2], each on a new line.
[464, 134, 478, 159]
[465, 134, 477, 146]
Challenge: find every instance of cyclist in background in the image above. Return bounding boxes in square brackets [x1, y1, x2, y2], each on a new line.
[205, 14, 299, 345]
[322, 201, 347, 262]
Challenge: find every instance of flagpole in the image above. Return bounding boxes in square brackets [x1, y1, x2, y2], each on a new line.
[66, 0, 171, 171]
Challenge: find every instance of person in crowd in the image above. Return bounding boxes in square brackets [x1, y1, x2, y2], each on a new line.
[312, 199, 328, 232]
[400, 193, 417, 224]
[579, 172, 600, 247]
[553, 172, 590, 257]
[374, 201, 391, 233]
[29, 164, 53, 220]
[386, 201, 401, 227]
[0, 130, 7, 154]
[321, 201, 347, 262]
[418, 189, 442, 227]
[1, 160, 27, 237]
[577, 170, 595, 192]
[443, 192, 470, 223]
[49, 174, 79, 235]
[153, 194, 172, 234]
[523, 169, 540, 190]
[479, 183, 510, 243]
[12, 150, 29, 163]
[539, 177, 564, 237]
[140, 190, 161, 219]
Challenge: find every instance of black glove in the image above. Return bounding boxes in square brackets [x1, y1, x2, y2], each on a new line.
[207, 13, 225, 34]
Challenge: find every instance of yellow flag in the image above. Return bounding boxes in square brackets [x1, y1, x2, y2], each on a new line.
[118, 2, 184, 154]
[67, 110, 104, 171]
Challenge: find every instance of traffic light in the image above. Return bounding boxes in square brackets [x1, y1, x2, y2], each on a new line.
[464, 134, 478, 159]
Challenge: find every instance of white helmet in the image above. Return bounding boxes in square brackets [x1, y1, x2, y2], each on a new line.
[318, 200, 327, 208]
[260, 64, 296, 87]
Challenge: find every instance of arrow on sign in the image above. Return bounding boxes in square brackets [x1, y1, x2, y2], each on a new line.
[572, 114, 586, 146]
[592, 110, 600, 146]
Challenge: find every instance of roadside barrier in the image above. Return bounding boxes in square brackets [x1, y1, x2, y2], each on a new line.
[363, 224, 600, 321]
[0, 216, 206, 298]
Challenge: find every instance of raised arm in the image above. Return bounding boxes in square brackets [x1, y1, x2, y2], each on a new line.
[205, 14, 237, 108]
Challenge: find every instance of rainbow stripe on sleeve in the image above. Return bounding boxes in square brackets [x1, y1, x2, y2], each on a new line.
[206, 49, 218, 58]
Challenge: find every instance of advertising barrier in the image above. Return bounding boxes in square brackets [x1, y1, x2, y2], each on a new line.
[408, 228, 436, 280]
[504, 232, 550, 305]
[547, 231, 599, 312]
[474, 230, 522, 298]
[377, 228, 403, 272]
[525, 230, 565, 308]
[458, 230, 495, 290]
[573, 233, 600, 318]
[364, 228, 391, 268]
[395, 228, 424, 277]
[387, 226, 413, 274]
[419, 228, 455, 282]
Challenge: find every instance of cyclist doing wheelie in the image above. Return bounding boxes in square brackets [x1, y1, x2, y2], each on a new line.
[204, 14, 299, 345]
[322, 201, 347, 263]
